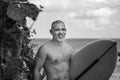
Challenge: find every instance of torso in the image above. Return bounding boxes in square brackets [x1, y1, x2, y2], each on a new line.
[42, 40, 73, 80]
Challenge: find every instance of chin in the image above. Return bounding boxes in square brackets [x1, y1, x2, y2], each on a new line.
[57, 38, 65, 42]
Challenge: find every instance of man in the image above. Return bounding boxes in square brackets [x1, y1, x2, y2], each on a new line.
[34, 20, 75, 80]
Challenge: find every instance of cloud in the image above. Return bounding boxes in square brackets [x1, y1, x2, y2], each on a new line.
[88, 0, 120, 4]
[83, 20, 105, 30]
[32, 0, 120, 38]
[40, 0, 105, 12]
[98, 18, 110, 24]
[68, 12, 95, 19]
[69, 7, 116, 19]
[88, 0, 108, 3]
[91, 7, 116, 17]
[41, 0, 73, 11]
[68, 7, 117, 30]
[28, 0, 41, 8]
[40, 0, 120, 12]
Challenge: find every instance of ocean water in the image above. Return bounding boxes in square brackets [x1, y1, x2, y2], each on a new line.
[32, 38, 120, 80]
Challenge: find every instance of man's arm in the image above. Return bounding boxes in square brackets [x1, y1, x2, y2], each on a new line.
[70, 45, 75, 61]
[69, 46, 75, 80]
[34, 46, 47, 80]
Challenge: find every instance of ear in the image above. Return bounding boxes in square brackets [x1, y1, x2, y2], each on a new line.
[50, 29, 53, 35]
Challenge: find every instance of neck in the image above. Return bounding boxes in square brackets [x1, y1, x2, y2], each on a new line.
[52, 39, 65, 46]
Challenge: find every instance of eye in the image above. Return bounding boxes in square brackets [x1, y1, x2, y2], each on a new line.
[54, 28, 67, 31]
[62, 28, 66, 31]
[55, 29, 60, 31]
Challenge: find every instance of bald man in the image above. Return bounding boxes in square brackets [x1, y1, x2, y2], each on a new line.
[34, 20, 75, 80]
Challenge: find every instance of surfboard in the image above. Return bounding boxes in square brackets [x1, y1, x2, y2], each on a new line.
[70, 40, 117, 80]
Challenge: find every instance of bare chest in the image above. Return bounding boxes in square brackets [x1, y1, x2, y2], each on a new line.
[46, 47, 72, 64]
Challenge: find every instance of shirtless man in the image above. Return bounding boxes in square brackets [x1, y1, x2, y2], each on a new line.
[34, 20, 75, 80]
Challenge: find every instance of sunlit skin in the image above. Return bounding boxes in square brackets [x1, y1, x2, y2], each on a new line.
[34, 20, 75, 80]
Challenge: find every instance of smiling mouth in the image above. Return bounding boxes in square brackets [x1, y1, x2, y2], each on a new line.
[58, 34, 65, 39]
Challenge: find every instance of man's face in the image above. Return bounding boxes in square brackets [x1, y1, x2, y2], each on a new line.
[51, 23, 67, 42]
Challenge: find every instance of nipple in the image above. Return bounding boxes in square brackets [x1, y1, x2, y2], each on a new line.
[54, 59, 63, 64]
[55, 60, 58, 63]
[64, 74, 69, 80]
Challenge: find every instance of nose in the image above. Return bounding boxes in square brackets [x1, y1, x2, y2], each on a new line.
[59, 29, 64, 33]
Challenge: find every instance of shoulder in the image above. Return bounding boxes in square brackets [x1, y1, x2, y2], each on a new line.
[37, 40, 52, 55]
[65, 41, 74, 49]
[37, 45, 47, 54]
[35, 46, 46, 59]
[65, 41, 75, 54]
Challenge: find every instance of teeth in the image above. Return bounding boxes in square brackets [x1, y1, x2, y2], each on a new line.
[59, 35, 63, 38]
[60, 35, 63, 37]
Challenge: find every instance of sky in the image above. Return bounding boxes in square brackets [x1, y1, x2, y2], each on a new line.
[27, 0, 120, 39]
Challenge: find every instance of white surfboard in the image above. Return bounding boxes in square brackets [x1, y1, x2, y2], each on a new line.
[70, 40, 117, 80]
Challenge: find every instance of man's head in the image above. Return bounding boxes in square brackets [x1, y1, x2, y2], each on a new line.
[50, 20, 67, 42]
